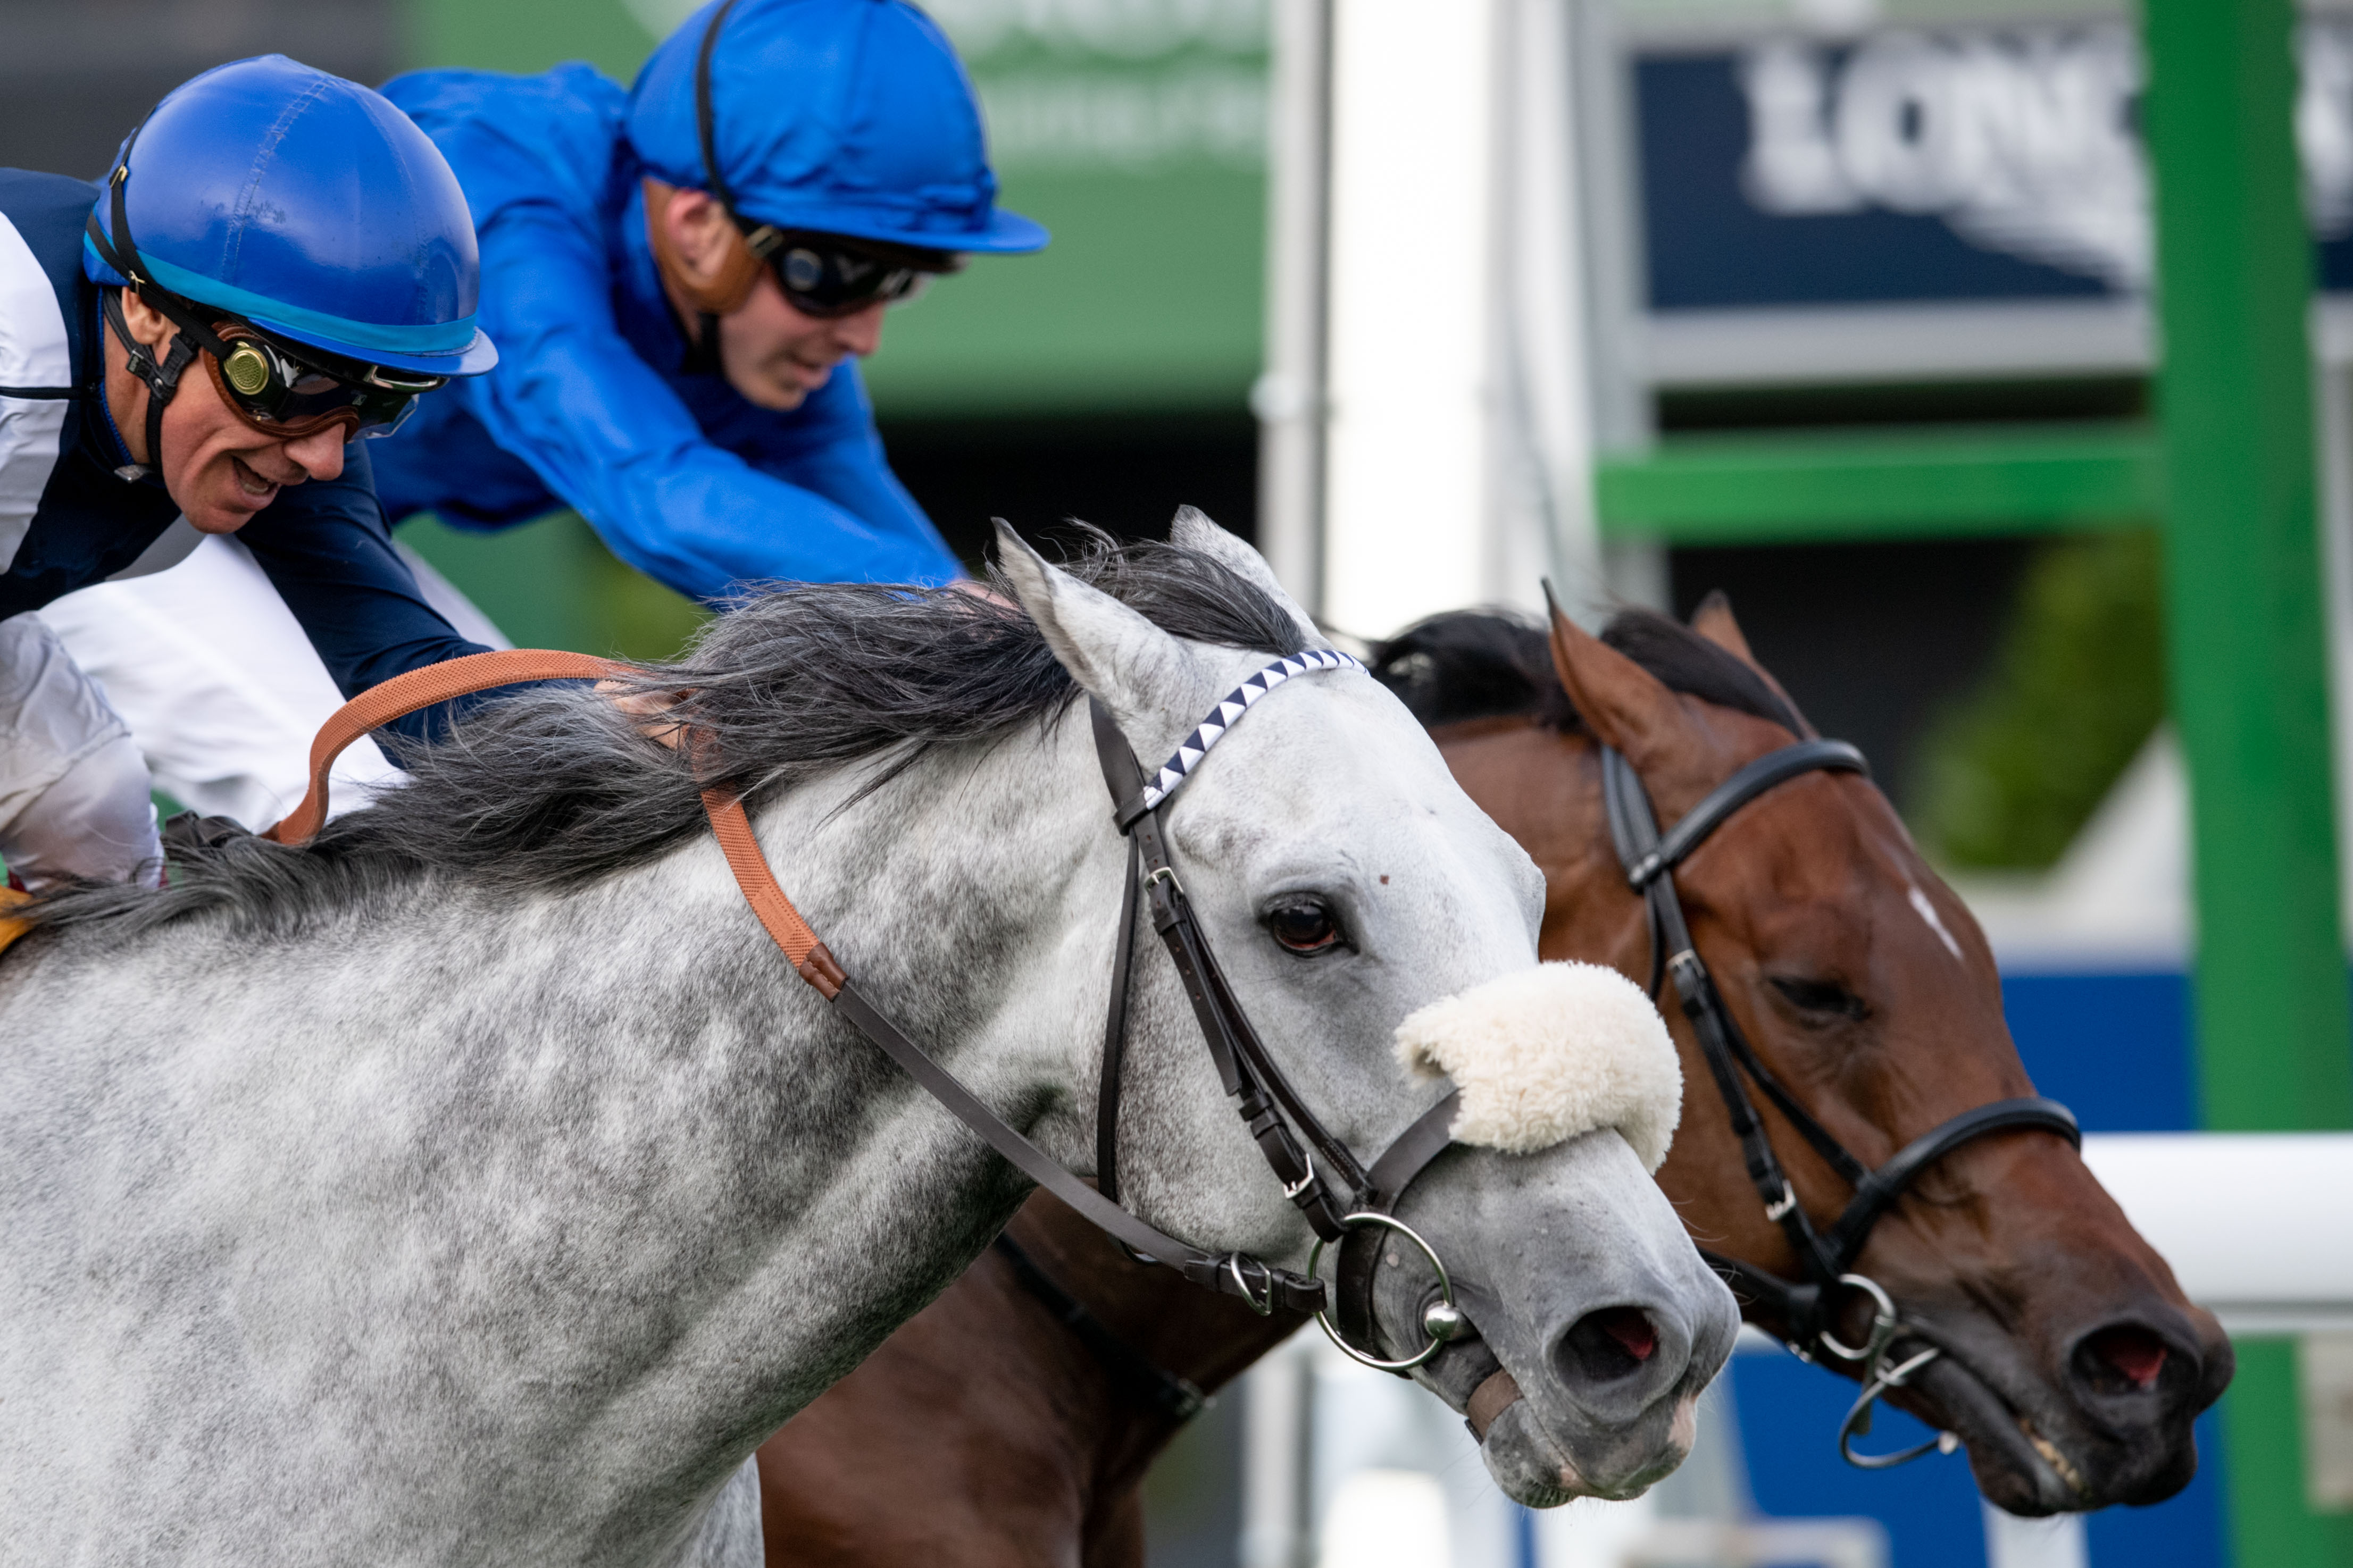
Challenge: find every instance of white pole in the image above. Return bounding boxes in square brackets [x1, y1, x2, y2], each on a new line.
[1321, 0, 1502, 640]
[1239, 1336, 1317, 1568]
[2079, 1133, 2353, 1332]
[1258, 0, 1335, 613]
[1321, 0, 1608, 642]
[1493, 0, 1608, 623]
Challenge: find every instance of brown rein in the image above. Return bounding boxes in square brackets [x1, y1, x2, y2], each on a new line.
[254, 648, 852, 996]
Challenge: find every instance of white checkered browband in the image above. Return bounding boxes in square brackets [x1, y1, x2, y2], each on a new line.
[1138, 648, 1366, 812]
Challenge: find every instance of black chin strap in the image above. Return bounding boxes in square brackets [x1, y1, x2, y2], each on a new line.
[1598, 741, 2080, 1354]
[98, 288, 195, 480]
[86, 142, 238, 482]
[681, 313, 724, 377]
[991, 1232, 1208, 1421]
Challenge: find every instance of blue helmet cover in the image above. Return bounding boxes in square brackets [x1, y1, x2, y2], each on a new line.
[84, 55, 497, 376]
[628, 0, 1048, 255]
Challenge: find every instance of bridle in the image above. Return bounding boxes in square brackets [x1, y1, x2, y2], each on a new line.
[259, 645, 1479, 1373]
[1598, 737, 2081, 1466]
[1082, 661, 1474, 1371]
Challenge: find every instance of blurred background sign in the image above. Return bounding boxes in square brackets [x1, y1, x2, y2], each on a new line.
[1626, 15, 2353, 385]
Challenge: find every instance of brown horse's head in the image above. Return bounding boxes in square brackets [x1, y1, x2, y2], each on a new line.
[1396, 598, 2230, 1517]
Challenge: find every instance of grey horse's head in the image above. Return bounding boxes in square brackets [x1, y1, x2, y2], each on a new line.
[997, 513, 1738, 1504]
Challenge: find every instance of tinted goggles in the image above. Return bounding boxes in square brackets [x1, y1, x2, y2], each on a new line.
[202, 323, 445, 441]
[741, 228, 957, 319]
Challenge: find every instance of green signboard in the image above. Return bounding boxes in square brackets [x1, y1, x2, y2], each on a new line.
[410, 0, 1270, 417]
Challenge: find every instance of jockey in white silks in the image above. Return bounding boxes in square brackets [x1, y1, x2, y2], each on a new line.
[0, 56, 503, 882]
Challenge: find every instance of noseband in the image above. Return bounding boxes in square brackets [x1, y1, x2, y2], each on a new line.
[1598, 738, 2081, 1466]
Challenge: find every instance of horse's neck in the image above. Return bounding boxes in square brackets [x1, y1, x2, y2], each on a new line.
[21, 720, 1121, 1555]
[527, 730, 1121, 1427]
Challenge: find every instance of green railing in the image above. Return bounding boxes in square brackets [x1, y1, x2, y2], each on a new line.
[1595, 424, 2160, 544]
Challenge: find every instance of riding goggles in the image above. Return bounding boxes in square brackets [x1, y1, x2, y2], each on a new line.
[201, 322, 444, 441]
[738, 226, 957, 319]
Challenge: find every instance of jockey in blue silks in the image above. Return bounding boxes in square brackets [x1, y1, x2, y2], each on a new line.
[366, 0, 1047, 596]
[47, 0, 1041, 837]
[0, 56, 498, 885]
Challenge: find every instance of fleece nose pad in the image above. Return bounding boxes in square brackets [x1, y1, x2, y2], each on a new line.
[1392, 961, 1684, 1165]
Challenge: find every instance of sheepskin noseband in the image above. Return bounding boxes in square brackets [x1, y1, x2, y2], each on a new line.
[1393, 962, 1682, 1170]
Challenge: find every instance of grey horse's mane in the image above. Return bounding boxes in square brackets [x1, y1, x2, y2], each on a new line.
[34, 531, 1307, 940]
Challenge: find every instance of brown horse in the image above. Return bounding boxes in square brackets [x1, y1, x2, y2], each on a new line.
[754, 596, 2230, 1564]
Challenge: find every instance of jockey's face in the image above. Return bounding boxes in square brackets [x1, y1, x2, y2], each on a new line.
[106, 290, 347, 534]
[715, 270, 887, 412]
[648, 186, 892, 413]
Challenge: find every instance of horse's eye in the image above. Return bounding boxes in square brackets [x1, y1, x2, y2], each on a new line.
[1266, 899, 1343, 954]
[1768, 975, 1869, 1021]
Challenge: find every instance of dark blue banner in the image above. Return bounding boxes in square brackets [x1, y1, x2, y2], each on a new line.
[1634, 25, 2353, 312]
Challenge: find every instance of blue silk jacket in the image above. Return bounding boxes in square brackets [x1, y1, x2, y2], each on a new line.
[369, 65, 965, 599]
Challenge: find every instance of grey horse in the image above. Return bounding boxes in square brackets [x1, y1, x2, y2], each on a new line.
[0, 516, 1736, 1564]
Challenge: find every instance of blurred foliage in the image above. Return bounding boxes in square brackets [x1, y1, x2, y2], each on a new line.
[1913, 528, 2166, 869]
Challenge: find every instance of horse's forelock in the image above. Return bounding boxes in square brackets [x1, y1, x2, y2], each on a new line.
[30, 529, 1310, 936]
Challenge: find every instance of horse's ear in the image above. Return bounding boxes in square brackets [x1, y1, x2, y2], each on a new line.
[1688, 589, 1818, 738]
[1543, 585, 1691, 768]
[1689, 591, 1754, 661]
[1166, 506, 1328, 649]
[994, 521, 1199, 732]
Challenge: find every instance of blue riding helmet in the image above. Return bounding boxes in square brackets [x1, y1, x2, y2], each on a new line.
[82, 55, 498, 380]
[628, 0, 1048, 256]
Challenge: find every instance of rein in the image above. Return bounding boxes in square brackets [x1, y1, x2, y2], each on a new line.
[990, 1232, 1208, 1422]
[1597, 739, 2081, 1466]
[259, 647, 1471, 1364]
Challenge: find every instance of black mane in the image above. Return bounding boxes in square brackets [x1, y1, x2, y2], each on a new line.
[1369, 606, 1803, 736]
[34, 532, 1307, 938]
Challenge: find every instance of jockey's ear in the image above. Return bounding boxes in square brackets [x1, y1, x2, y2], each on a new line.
[643, 178, 762, 316]
[1165, 506, 1327, 651]
[992, 521, 1205, 749]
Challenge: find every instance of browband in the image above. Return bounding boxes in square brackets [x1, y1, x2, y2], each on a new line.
[1122, 649, 1365, 823]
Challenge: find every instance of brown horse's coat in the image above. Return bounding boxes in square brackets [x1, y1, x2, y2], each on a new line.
[755, 599, 2228, 1560]
[756, 1194, 1300, 1567]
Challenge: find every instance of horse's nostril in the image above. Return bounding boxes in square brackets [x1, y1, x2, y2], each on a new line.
[1563, 1307, 1660, 1382]
[1601, 1309, 1658, 1362]
[2080, 1326, 2169, 1393]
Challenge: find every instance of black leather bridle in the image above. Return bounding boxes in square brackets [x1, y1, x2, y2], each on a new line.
[805, 648, 1473, 1361]
[1084, 682, 1471, 1369]
[1599, 737, 2081, 1465]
